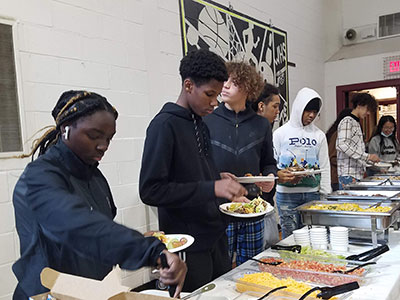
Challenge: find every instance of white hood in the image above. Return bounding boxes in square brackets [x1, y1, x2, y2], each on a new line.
[289, 87, 322, 128]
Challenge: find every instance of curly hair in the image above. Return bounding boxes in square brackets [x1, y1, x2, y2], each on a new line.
[351, 92, 378, 113]
[179, 49, 228, 86]
[226, 61, 264, 101]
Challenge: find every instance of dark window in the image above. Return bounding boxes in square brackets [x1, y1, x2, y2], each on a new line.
[0, 22, 22, 152]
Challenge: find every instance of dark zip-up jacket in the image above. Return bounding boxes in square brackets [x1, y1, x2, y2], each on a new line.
[12, 140, 165, 297]
[139, 103, 227, 252]
[204, 102, 277, 179]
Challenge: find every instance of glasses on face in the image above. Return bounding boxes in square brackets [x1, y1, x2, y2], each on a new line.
[383, 126, 395, 131]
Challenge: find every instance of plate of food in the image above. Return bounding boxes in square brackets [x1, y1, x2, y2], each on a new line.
[236, 175, 277, 184]
[219, 197, 274, 218]
[152, 233, 194, 253]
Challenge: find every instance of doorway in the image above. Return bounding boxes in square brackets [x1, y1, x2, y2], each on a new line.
[336, 79, 400, 141]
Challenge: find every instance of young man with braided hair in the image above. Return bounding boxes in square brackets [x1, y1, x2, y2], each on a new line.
[12, 91, 186, 299]
[140, 49, 247, 292]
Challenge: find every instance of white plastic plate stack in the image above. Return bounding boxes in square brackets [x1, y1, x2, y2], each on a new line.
[310, 226, 328, 250]
[293, 227, 310, 246]
[329, 226, 349, 252]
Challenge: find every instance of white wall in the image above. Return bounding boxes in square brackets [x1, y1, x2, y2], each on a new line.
[0, 0, 340, 299]
[323, 0, 400, 132]
[342, 0, 400, 29]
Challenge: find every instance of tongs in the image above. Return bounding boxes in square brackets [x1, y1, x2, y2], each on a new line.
[250, 257, 283, 266]
[332, 261, 376, 274]
[256, 286, 287, 300]
[346, 244, 389, 261]
[271, 244, 302, 253]
[298, 281, 359, 300]
[180, 283, 215, 300]
[378, 178, 394, 186]
[367, 191, 400, 208]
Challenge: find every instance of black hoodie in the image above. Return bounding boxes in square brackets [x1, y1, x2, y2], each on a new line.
[139, 103, 227, 252]
[204, 102, 277, 179]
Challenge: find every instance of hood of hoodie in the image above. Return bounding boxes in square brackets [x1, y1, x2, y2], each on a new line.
[289, 87, 322, 129]
[157, 102, 196, 121]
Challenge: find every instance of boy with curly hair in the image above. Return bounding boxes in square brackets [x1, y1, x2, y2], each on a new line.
[204, 61, 277, 265]
[140, 50, 247, 291]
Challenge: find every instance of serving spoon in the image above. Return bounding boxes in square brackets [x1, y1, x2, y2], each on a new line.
[333, 261, 376, 274]
[180, 283, 216, 300]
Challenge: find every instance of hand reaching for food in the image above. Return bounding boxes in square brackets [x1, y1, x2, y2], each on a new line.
[215, 178, 247, 201]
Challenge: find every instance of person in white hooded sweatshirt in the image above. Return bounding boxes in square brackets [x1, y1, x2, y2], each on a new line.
[273, 87, 331, 238]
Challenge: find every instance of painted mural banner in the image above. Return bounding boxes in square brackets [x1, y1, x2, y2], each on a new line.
[179, 0, 289, 125]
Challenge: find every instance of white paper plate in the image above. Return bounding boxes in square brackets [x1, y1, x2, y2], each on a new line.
[219, 202, 274, 218]
[140, 290, 190, 296]
[366, 162, 392, 168]
[290, 169, 323, 175]
[236, 176, 277, 183]
[162, 234, 194, 253]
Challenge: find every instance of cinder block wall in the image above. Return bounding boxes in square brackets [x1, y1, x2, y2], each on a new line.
[0, 0, 340, 298]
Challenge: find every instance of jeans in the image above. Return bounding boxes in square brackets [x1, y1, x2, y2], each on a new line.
[276, 192, 320, 238]
[338, 176, 359, 190]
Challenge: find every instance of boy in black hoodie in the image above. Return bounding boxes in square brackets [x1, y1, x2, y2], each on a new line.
[204, 62, 278, 265]
[139, 49, 247, 292]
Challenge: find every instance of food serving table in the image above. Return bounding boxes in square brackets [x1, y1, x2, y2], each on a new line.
[199, 229, 400, 300]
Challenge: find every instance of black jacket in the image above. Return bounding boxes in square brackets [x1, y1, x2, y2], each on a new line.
[139, 103, 227, 252]
[204, 102, 277, 179]
[12, 140, 164, 297]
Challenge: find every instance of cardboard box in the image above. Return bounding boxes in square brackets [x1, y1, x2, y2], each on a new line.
[29, 267, 170, 300]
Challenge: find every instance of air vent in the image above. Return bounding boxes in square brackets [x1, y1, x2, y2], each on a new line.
[378, 12, 400, 39]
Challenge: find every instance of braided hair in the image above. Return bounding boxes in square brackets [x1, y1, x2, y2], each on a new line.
[370, 115, 398, 155]
[21, 90, 118, 160]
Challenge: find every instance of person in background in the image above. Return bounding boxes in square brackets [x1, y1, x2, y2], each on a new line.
[252, 83, 294, 247]
[273, 87, 331, 238]
[11, 91, 186, 299]
[204, 62, 277, 266]
[336, 93, 380, 189]
[253, 83, 281, 126]
[139, 50, 247, 292]
[326, 108, 352, 191]
[368, 115, 400, 162]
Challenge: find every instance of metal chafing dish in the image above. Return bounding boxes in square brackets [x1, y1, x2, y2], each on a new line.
[345, 178, 400, 190]
[327, 190, 400, 201]
[296, 200, 400, 246]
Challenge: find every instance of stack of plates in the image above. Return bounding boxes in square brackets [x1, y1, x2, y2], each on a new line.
[293, 227, 310, 246]
[310, 227, 328, 250]
[330, 226, 349, 251]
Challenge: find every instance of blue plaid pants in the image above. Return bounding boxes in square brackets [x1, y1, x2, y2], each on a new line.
[226, 219, 264, 266]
